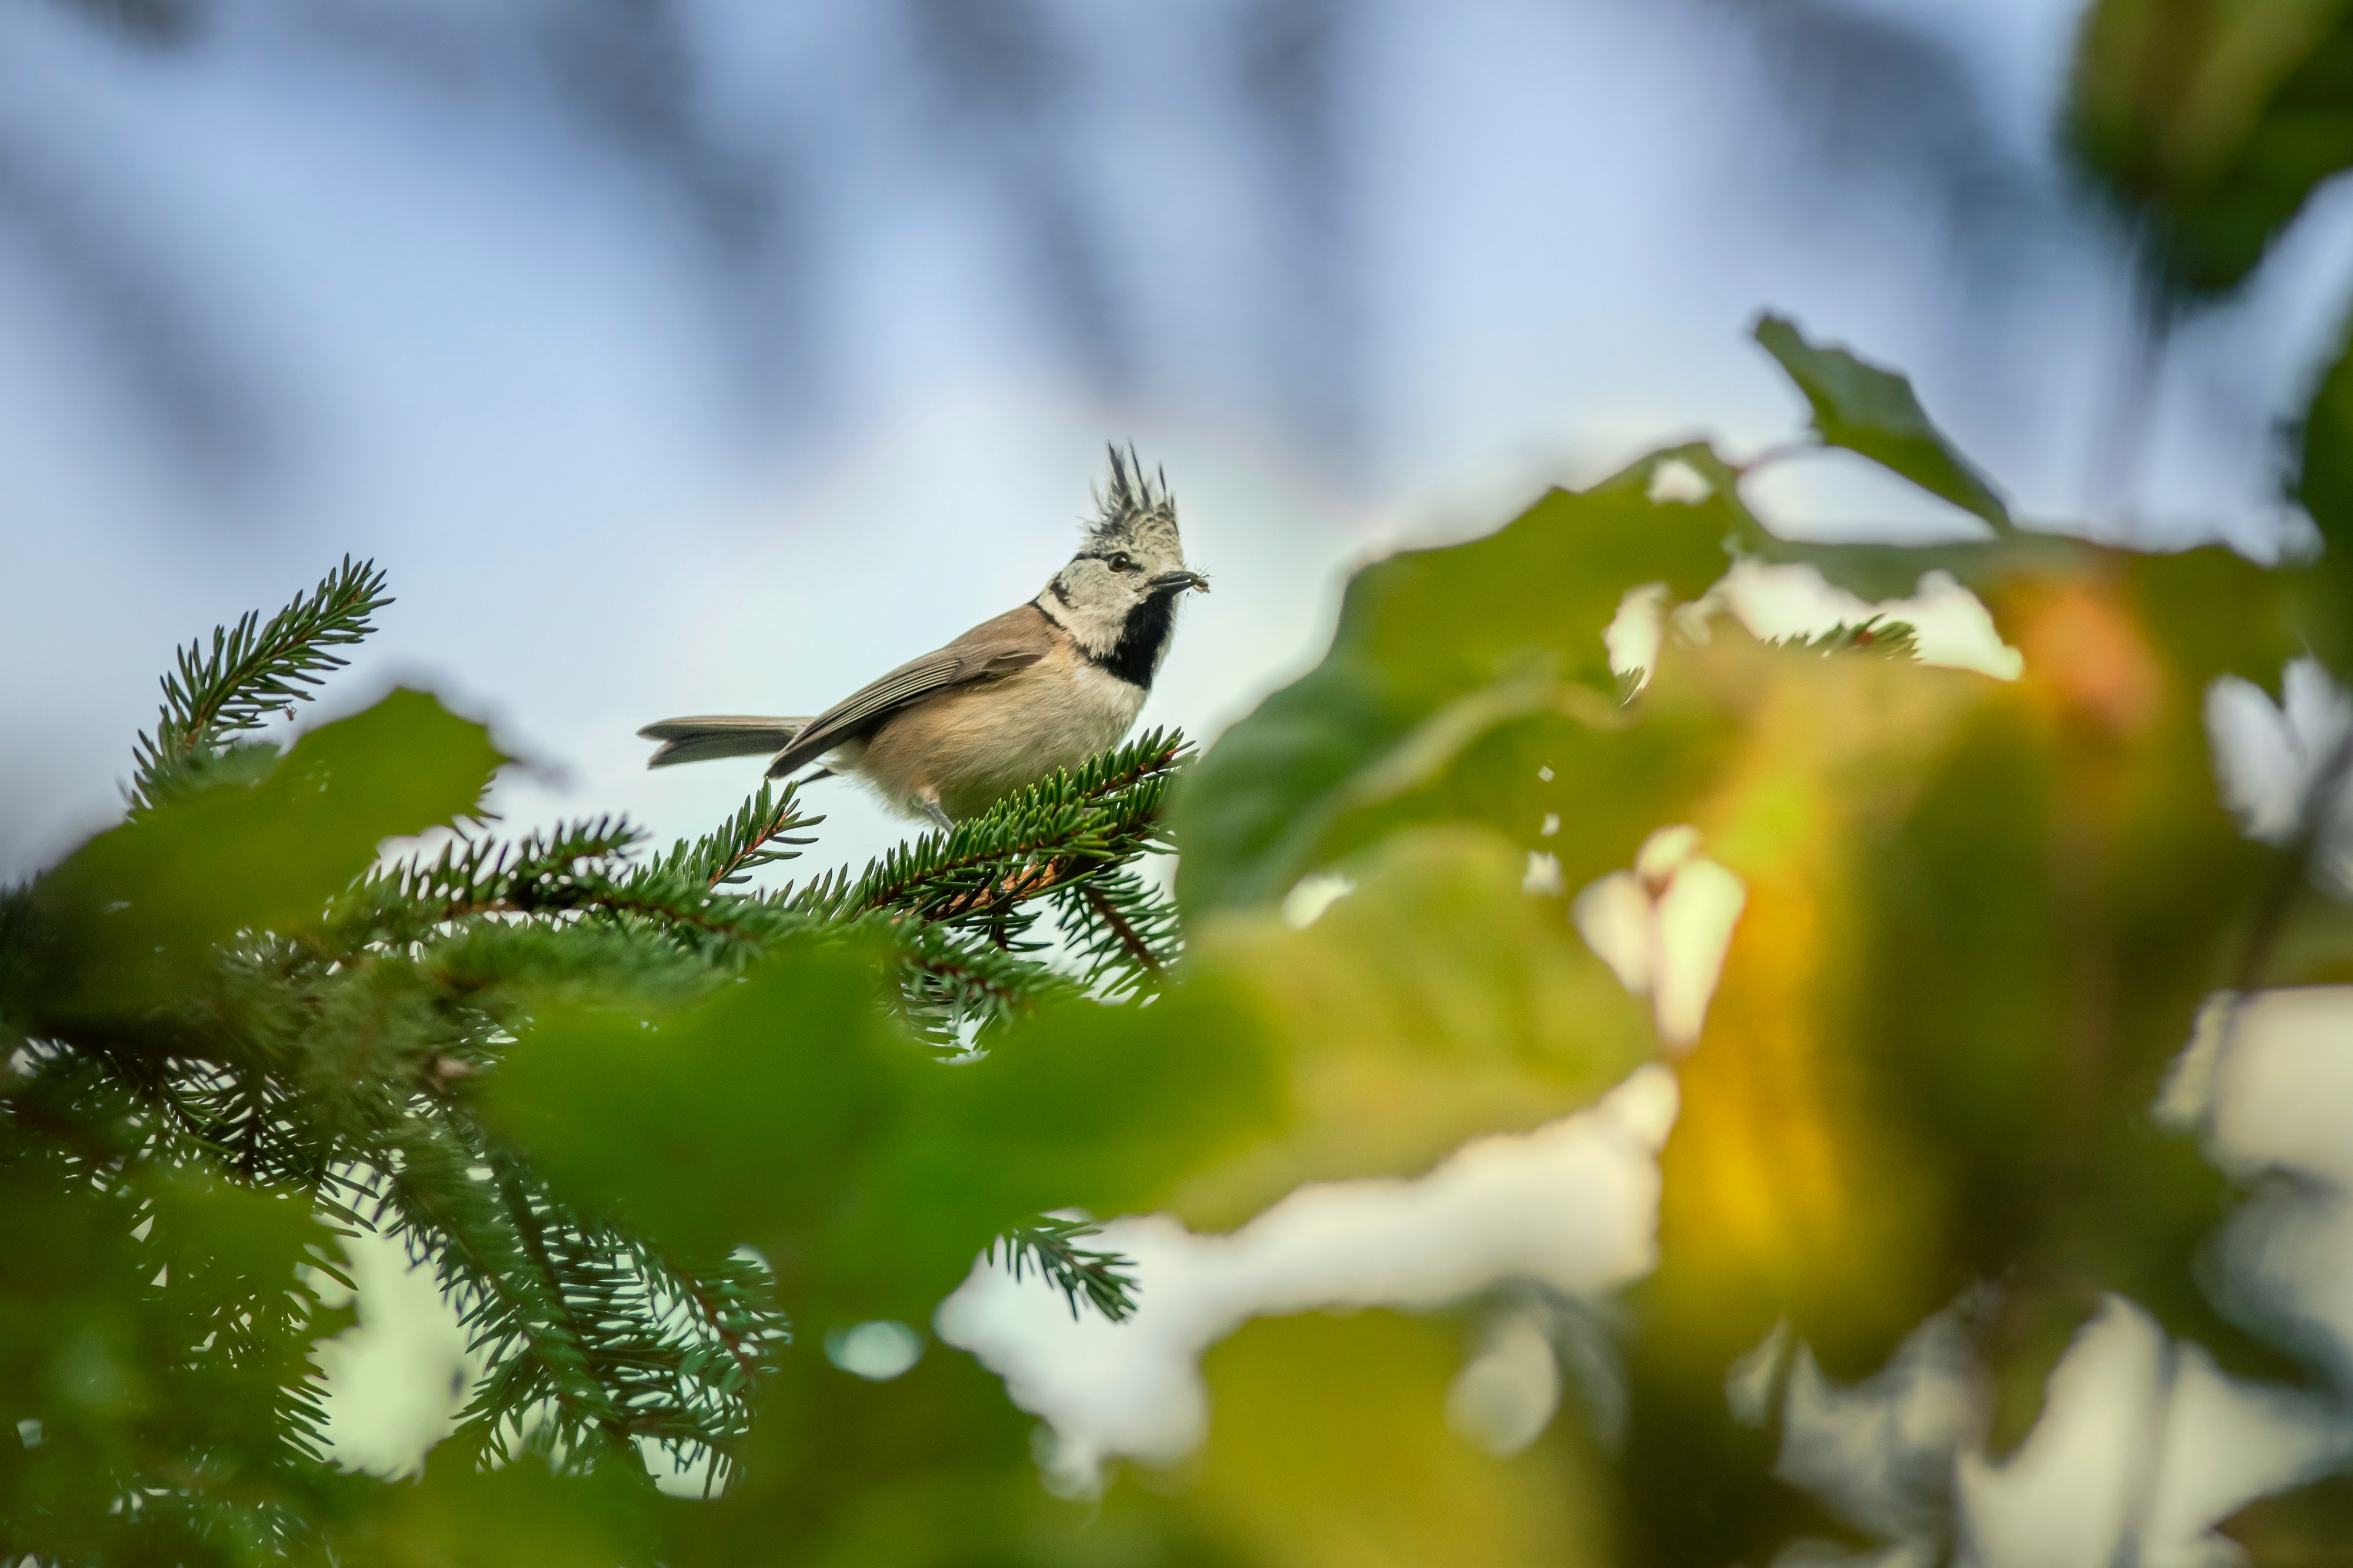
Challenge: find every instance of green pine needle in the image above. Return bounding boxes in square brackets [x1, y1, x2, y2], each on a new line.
[131, 556, 391, 809]
[992, 1216, 1140, 1323]
[822, 729, 1188, 927]
[1772, 615, 1921, 659]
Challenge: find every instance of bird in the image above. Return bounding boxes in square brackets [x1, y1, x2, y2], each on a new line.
[638, 446, 1208, 831]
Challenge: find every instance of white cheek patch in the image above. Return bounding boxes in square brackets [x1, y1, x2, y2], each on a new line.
[1038, 581, 1134, 653]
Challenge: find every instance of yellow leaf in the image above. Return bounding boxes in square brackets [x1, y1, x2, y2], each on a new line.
[1184, 1310, 1606, 1568]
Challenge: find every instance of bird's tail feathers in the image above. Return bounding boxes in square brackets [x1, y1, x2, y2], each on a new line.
[638, 716, 809, 769]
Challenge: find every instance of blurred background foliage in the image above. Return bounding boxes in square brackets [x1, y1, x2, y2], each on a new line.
[11, 2, 2353, 1567]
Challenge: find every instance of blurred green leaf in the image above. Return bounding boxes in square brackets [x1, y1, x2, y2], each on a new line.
[2125, 542, 2318, 689]
[2067, 0, 2353, 297]
[484, 933, 1285, 1324]
[685, 1349, 1046, 1568]
[836, 973, 1285, 1319]
[1751, 313, 2011, 531]
[1641, 633, 1995, 1384]
[685, 1336, 1248, 1568]
[1735, 535, 2070, 607]
[144, 1170, 332, 1294]
[479, 936, 908, 1272]
[329, 1447, 664, 1568]
[1609, 1335, 1868, 1568]
[1977, 1287, 2104, 1459]
[1174, 1310, 1608, 1568]
[2263, 897, 2353, 985]
[1174, 483, 1734, 916]
[28, 688, 503, 1016]
[2222, 1472, 2353, 1566]
[2292, 315, 2353, 664]
[489, 825, 1644, 1331]
[0, 1137, 349, 1564]
[1760, 537, 2312, 688]
[1169, 826, 1655, 1230]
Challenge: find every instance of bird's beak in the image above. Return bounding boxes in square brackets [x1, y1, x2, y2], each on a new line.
[1148, 569, 1210, 596]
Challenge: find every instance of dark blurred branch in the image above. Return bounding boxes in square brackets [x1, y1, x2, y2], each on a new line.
[0, 144, 269, 481]
[42, 0, 201, 48]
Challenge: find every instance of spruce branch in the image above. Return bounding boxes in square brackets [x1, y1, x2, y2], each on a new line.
[328, 789, 825, 960]
[131, 557, 391, 809]
[485, 1155, 638, 1460]
[824, 729, 1188, 926]
[12, 557, 1198, 1541]
[1055, 870, 1180, 999]
[879, 917, 1081, 1047]
[1079, 885, 1163, 976]
[325, 817, 646, 948]
[1772, 615, 1920, 659]
[354, 1116, 787, 1482]
[992, 1216, 1139, 1323]
[648, 780, 822, 889]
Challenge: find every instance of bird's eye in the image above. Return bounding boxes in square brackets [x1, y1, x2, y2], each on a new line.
[1107, 553, 1137, 573]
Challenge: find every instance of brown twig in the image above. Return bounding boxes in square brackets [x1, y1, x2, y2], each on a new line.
[1080, 882, 1163, 977]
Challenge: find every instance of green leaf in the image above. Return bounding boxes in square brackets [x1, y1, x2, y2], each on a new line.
[2222, 1472, 2353, 1566]
[2066, 0, 2353, 298]
[1178, 1310, 1608, 1567]
[1732, 533, 2085, 609]
[1166, 825, 1656, 1230]
[483, 933, 1285, 1325]
[1751, 313, 2011, 531]
[2263, 892, 2353, 986]
[478, 936, 910, 1272]
[677, 1333, 1238, 1568]
[1174, 482, 1734, 916]
[329, 1446, 664, 1568]
[1972, 1289, 2099, 1462]
[838, 972, 1284, 1317]
[133, 556, 393, 810]
[1752, 536, 2314, 689]
[2124, 543, 2317, 690]
[29, 688, 504, 1016]
[1610, 1326, 1870, 1568]
[144, 1170, 334, 1297]
[486, 827, 1644, 1328]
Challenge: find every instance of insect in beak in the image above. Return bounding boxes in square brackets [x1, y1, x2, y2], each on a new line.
[1147, 570, 1210, 596]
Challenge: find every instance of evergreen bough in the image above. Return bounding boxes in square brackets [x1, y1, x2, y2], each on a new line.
[0, 562, 1186, 1560]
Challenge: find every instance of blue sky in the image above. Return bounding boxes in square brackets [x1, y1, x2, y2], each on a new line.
[6, 0, 2349, 883]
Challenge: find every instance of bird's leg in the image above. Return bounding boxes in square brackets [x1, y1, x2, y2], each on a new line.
[919, 796, 955, 833]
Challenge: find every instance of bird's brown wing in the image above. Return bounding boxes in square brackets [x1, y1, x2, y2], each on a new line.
[763, 606, 1055, 778]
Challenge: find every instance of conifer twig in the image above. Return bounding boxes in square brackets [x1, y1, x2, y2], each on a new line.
[992, 1216, 1139, 1322]
[1079, 885, 1163, 976]
[835, 730, 1187, 924]
[131, 556, 391, 808]
[1772, 615, 1920, 659]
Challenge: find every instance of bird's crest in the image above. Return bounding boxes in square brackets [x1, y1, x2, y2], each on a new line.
[1086, 445, 1182, 559]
